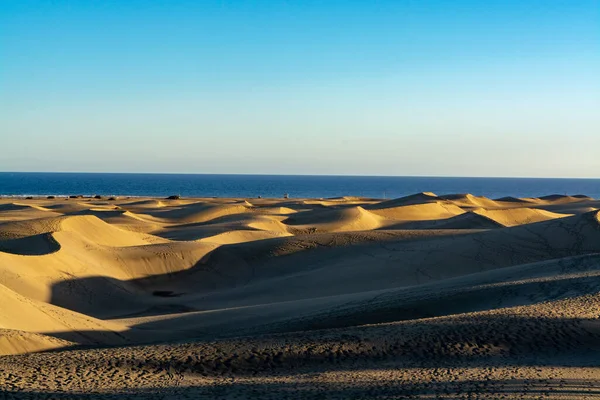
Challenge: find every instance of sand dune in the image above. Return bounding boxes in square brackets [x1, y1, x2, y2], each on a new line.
[141, 202, 249, 224]
[57, 215, 164, 246]
[366, 201, 464, 221]
[0, 329, 75, 356]
[284, 206, 382, 232]
[494, 195, 540, 204]
[1, 194, 600, 398]
[0, 203, 61, 222]
[539, 194, 591, 202]
[122, 199, 168, 208]
[253, 206, 297, 215]
[0, 203, 52, 213]
[0, 284, 128, 345]
[440, 193, 502, 208]
[434, 210, 504, 229]
[471, 207, 570, 226]
[367, 191, 439, 207]
[199, 229, 292, 244]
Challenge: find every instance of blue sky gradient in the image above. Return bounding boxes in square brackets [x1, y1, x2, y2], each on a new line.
[1, 1, 599, 177]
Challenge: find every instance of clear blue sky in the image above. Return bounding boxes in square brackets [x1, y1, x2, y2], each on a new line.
[1, 0, 599, 177]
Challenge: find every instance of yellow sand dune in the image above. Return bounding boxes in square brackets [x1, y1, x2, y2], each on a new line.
[0, 214, 161, 245]
[472, 207, 570, 227]
[0, 238, 217, 319]
[101, 241, 218, 278]
[66, 208, 164, 233]
[0, 329, 75, 356]
[538, 194, 592, 203]
[0, 217, 65, 239]
[37, 201, 100, 213]
[0, 284, 128, 344]
[0, 203, 52, 213]
[494, 196, 540, 204]
[440, 193, 501, 208]
[434, 211, 504, 229]
[246, 215, 291, 233]
[0, 202, 61, 222]
[0, 214, 217, 318]
[368, 192, 439, 208]
[122, 199, 168, 208]
[284, 206, 383, 232]
[367, 201, 465, 221]
[1, 195, 600, 397]
[200, 230, 292, 245]
[153, 214, 290, 241]
[54, 215, 164, 246]
[326, 196, 371, 201]
[146, 203, 249, 224]
[253, 206, 298, 215]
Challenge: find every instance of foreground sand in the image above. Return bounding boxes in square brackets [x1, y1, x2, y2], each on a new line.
[1, 192, 600, 398]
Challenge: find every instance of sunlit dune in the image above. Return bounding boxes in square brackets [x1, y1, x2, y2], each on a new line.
[1, 194, 600, 398]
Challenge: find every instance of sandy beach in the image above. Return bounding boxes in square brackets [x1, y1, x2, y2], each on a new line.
[1, 193, 600, 399]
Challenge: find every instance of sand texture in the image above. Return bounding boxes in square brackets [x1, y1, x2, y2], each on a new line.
[1, 193, 600, 398]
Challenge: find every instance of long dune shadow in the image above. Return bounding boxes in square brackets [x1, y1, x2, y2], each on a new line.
[261, 272, 600, 335]
[114, 271, 600, 345]
[47, 231, 428, 317]
[48, 241, 600, 325]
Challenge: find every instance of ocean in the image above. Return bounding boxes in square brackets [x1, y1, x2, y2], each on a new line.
[0, 172, 599, 199]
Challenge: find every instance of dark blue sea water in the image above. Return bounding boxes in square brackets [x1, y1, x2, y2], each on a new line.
[0, 173, 599, 199]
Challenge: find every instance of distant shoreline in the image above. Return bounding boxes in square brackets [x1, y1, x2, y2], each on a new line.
[1, 193, 597, 201]
[2, 173, 600, 199]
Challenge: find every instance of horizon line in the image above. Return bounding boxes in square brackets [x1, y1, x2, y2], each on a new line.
[1, 171, 599, 180]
